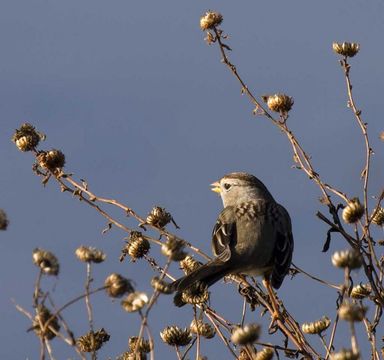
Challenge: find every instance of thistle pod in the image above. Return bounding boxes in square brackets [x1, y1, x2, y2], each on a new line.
[146, 206, 173, 229]
[37, 149, 65, 171]
[263, 93, 294, 114]
[331, 249, 362, 270]
[255, 348, 274, 360]
[75, 246, 106, 263]
[332, 42, 360, 57]
[161, 236, 187, 261]
[121, 231, 150, 262]
[33, 305, 60, 340]
[104, 273, 134, 298]
[121, 292, 148, 312]
[190, 319, 215, 339]
[76, 328, 110, 352]
[12, 123, 44, 151]
[0, 209, 9, 230]
[151, 276, 173, 294]
[338, 302, 367, 322]
[231, 323, 261, 346]
[330, 349, 360, 360]
[200, 11, 223, 31]
[160, 326, 192, 347]
[372, 207, 384, 226]
[128, 336, 152, 353]
[342, 198, 364, 224]
[180, 255, 202, 275]
[181, 281, 210, 305]
[350, 284, 371, 299]
[301, 316, 331, 335]
[32, 248, 60, 276]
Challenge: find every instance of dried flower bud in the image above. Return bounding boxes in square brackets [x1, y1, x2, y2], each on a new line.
[332, 42, 360, 57]
[338, 302, 367, 322]
[256, 348, 274, 360]
[181, 281, 209, 305]
[37, 149, 65, 171]
[263, 93, 294, 114]
[12, 123, 44, 151]
[0, 209, 9, 230]
[128, 336, 152, 353]
[151, 276, 173, 294]
[146, 206, 172, 228]
[121, 292, 148, 312]
[351, 284, 371, 299]
[33, 305, 60, 340]
[121, 231, 150, 262]
[372, 207, 384, 226]
[231, 323, 261, 345]
[200, 11, 223, 31]
[190, 319, 215, 339]
[76, 328, 110, 352]
[331, 249, 362, 270]
[180, 256, 202, 275]
[301, 316, 331, 334]
[160, 326, 192, 347]
[330, 349, 360, 360]
[342, 198, 364, 224]
[104, 273, 134, 298]
[32, 248, 60, 276]
[161, 236, 187, 261]
[75, 246, 106, 263]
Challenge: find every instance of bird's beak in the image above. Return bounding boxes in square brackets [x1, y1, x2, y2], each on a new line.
[210, 181, 221, 194]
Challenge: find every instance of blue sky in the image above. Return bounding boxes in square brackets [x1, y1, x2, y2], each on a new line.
[1, 0, 384, 358]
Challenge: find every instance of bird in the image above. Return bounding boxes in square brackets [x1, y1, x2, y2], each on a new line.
[171, 172, 294, 314]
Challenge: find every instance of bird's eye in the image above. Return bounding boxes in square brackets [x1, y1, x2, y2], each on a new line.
[223, 183, 231, 190]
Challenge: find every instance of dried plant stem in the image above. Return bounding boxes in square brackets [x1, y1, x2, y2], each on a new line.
[291, 264, 341, 290]
[175, 345, 183, 360]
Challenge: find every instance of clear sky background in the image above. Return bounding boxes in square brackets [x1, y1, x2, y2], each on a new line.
[1, 0, 384, 358]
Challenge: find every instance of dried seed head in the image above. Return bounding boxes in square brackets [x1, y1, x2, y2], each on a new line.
[121, 292, 149, 312]
[331, 249, 362, 270]
[121, 231, 150, 262]
[104, 273, 134, 298]
[161, 236, 187, 261]
[76, 328, 110, 352]
[200, 11, 223, 31]
[37, 149, 65, 171]
[181, 281, 210, 305]
[128, 336, 152, 353]
[351, 284, 371, 299]
[372, 207, 384, 226]
[338, 302, 367, 322]
[342, 198, 364, 224]
[380, 131, 384, 142]
[180, 255, 202, 275]
[32, 248, 60, 276]
[12, 123, 44, 151]
[190, 319, 215, 339]
[301, 316, 331, 335]
[116, 352, 147, 360]
[33, 305, 60, 340]
[75, 246, 106, 263]
[332, 42, 360, 57]
[330, 349, 360, 360]
[160, 326, 192, 347]
[0, 209, 9, 230]
[151, 276, 173, 294]
[231, 323, 261, 345]
[146, 206, 172, 228]
[264, 93, 294, 113]
[255, 348, 274, 360]
[238, 347, 257, 360]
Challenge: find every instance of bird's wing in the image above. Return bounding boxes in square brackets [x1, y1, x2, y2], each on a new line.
[271, 203, 294, 289]
[211, 206, 236, 262]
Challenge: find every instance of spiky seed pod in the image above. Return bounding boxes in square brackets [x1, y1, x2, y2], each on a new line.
[351, 284, 371, 299]
[116, 352, 147, 360]
[0, 209, 9, 230]
[231, 323, 261, 346]
[263, 93, 294, 113]
[37, 149, 66, 171]
[372, 207, 384, 226]
[33, 305, 60, 340]
[332, 42, 360, 57]
[331, 249, 362, 270]
[146, 206, 172, 228]
[190, 319, 216, 339]
[181, 281, 209, 305]
[121, 231, 150, 262]
[128, 336, 152, 353]
[121, 292, 148, 312]
[338, 303, 367, 322]
[160, 326, 192, 347]
[104, 273, 134, 298]
[255, 348, 274, 360]
[342, 198, 364, 224]
[32, 248, 60, 276]
[75, 246, 106, 263]
[301, 316, 331, 335]
[76, 328, 110, 352]
[161, 236, 187, 261]
[151, 276, 173, 294]
[200, 11, 223, 31]
[12, 123, 44, 151]
[180, 255, 202, 275]
[330, 349, 360, 360]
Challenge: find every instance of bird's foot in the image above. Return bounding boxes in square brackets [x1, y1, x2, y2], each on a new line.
[268, 309, 282, 334]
